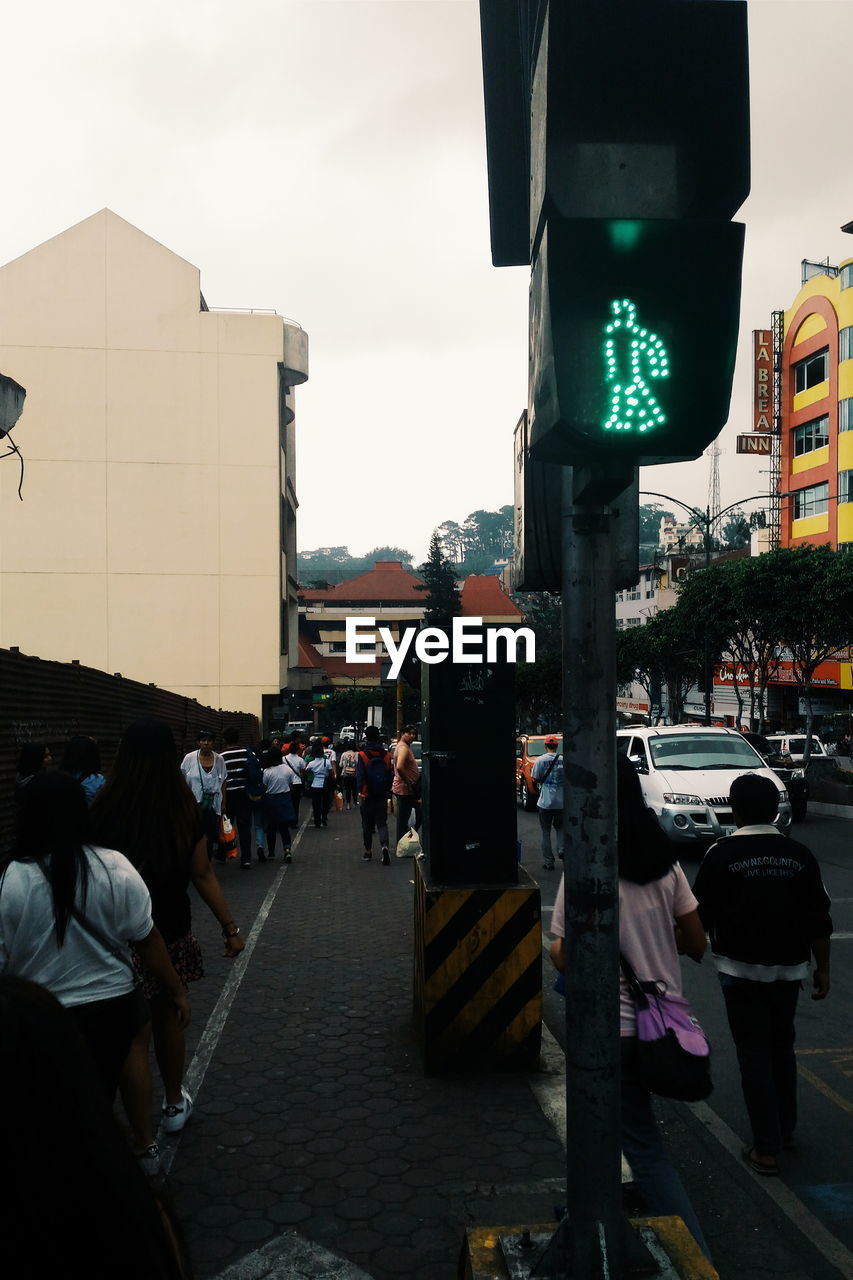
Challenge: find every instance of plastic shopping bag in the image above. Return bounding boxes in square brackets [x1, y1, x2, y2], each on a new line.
[396, 828, 423, 859]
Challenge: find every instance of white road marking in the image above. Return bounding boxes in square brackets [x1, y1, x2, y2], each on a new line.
[212, 1229, 373, 1279]
[157, 820, 308, 1173]
[688, 1100, 853, 1279]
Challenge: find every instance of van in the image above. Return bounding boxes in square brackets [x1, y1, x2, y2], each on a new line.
[764, 733, 827, 766]
[617, 725, 792, 846]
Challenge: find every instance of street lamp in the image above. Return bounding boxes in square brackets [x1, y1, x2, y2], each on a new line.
[641, 489, 771, 724]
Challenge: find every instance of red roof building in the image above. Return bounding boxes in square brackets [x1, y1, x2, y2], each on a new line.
[459, 575, 524, 622]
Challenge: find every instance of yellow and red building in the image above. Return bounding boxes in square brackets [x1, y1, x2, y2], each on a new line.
[779, 257, 853, 549]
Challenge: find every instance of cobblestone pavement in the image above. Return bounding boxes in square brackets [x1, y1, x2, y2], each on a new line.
[160, 809, 565, 1279]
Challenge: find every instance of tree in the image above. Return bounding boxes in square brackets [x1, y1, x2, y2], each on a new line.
[771, 545, 853, 762]
[416, 533, 460, 627]
[513, 591, 561, 729]
[435, 520, 465, 563]
[616, 623, 666, 722]
[362, 545, 414, 566]
[639, 503, 674, 551]
[721, 509, 750, 550]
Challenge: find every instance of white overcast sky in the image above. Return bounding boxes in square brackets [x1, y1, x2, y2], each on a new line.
[2, 0, 853, 563]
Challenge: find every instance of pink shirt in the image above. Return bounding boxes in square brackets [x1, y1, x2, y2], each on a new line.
[551, 866, 697, 1035]
[392, 745, 420, 797]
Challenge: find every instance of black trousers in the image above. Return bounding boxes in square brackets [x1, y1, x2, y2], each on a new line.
[67, 986, 149, 1102]
[720, 973, 800, 1156]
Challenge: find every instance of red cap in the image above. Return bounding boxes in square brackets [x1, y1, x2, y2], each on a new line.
[544, 735, 559, 746]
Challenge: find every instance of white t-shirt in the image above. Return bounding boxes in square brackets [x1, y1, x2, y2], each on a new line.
[0, 845, 153, 1007]
[551, 865, 697, 1036]
[306, 757, 333, 790]
[263, 763, 293, 795]
[283, 753, 306, 784]
[181, 750, 227, 816]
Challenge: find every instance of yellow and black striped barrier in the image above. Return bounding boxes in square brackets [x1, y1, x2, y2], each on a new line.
[460, 1219, 718, 1279]
[413, 860, 542, 1073]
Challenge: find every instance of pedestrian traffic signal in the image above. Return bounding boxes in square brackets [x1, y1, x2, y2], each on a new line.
[528, 216, 745, 466]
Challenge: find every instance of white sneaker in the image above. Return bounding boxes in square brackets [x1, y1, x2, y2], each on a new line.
[136, 1143, 161, 1177]
[161, 1085, 193, 1133]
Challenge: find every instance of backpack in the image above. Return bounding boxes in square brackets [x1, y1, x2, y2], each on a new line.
[359, 749, 392, 797]
[245, 749, 265, 801]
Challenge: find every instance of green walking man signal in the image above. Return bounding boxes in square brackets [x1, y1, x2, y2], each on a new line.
[528, 217, 745, 466]
[603, 299, 669, 436]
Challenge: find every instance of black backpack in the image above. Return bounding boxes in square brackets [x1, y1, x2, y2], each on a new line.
[358, 749, 391, 797]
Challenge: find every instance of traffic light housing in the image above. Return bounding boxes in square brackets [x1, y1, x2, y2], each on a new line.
[529, 217, 745, 465]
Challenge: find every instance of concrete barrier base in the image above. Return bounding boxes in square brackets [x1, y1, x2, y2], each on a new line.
[461, 1217, 718, 1279]
[413, 860, 542, 1073]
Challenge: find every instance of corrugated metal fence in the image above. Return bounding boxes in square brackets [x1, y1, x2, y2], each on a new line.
[0, 647, 258, 850]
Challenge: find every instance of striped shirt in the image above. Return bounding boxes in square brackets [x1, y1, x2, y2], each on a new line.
[220, 747, 250, 796]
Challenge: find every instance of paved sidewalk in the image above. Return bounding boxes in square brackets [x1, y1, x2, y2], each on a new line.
[165, 808, 566, 1279]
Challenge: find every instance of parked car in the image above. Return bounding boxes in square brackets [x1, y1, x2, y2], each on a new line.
[739, 732, 808, 822]
[764, 733, 827, 766]
[616, 725, 792, 846]
[516, 735, 562, 811]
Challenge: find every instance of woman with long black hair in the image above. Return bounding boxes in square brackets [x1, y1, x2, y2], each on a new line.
[0, 770, 189, 1103]
[0, 975, 192, 1280]
[549, 754, 711, 1261]
[90, 718, 244, 1172]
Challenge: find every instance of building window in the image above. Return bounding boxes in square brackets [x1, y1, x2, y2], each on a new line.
[615, 619, 624, 630]
[792, 482, 829, 520]
[793, 348, 829, 394]
[628, 588, 641, 601]
[838, 542, 853, 553]
[793, 415, 829, 456]
[839, 471, 853, 504]
[841, 264, 853, 291]
[625, 617, 641, 628]
[645, 589, 655, 598]
[840, 399, 853, 432]
[841, 328, 853, 362]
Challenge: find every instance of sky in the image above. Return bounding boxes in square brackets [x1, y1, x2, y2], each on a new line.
[2, 0, 853, 564]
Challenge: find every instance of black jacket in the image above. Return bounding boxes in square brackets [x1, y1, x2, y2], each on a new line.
[693, 831, 832, 971]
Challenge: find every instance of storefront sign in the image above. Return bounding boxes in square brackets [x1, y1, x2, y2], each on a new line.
[753, 329, 773, 432]
[737, 433, 773, 454]
[617, 696, 650, 714]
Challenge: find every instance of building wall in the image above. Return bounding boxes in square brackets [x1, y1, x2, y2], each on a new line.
[780, 260, 853, 548]
[0, 210, 305, 718]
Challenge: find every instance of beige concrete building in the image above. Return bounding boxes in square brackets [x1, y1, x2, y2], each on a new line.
[0, 210, 308, 719]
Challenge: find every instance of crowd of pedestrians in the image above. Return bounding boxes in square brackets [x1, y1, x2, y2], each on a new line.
[1, 717, 838, 1273]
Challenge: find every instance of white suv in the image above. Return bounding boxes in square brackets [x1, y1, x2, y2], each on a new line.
[617, 725, 792, 846]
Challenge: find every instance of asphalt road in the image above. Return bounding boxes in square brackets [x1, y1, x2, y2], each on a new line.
[523, 802, 853, 1279]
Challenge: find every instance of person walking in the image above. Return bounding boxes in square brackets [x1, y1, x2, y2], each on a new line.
[219, 727, 262, 869]
[60, 735, 106, 804]
[180, 729, 227, 859]
[693, 772, 832, 1177]
[549, 755, 711, 1260]
[1, 975, 192, 1280]
[356, 727, 393, 864]
[90, 718, 244, 1175]
[14, 742, 52, 803]
[305, 746, 334, 828]
[532, 735, 563, 870]
[261, 749, 297, 863]
[338, 739, 359, 810]
[392, 725, 421, 849]
[320, 737, 338, 823]
[282, 738, 306, 824]
[0, 770, 190, 1106]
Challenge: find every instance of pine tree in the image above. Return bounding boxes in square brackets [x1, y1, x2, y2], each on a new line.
[417, 533, 460, 627]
